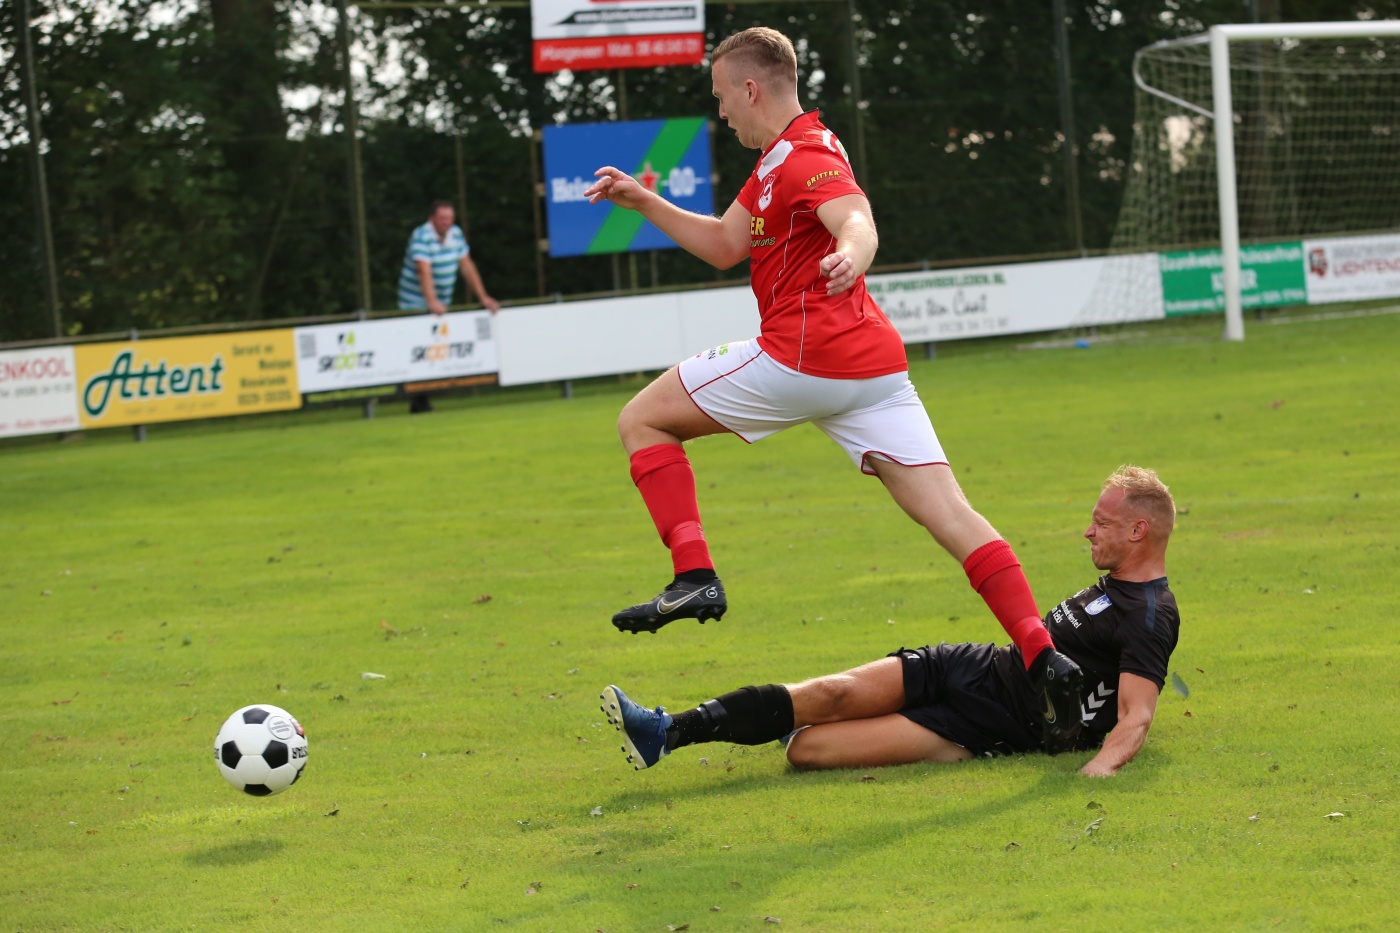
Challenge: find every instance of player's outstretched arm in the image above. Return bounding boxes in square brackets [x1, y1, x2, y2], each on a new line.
[816, 193, 878, 296]
[1080, 672, 1159, 777]
[585, 167, 750, 269]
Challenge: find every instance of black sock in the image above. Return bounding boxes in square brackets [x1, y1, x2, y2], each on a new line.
[675, 568, 718, 585]
[666, 684, 794, 750]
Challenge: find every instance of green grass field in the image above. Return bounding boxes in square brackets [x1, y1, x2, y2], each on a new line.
[3, 308, 1398, 931]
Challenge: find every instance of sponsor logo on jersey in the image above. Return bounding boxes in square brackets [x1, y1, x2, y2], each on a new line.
[1050, 600, 1082, 629]
[1086, 594, 1113, 616]
[749, 216, 775, 247]
[758, 174, 775, 211]
[806, 169, 843, 189]
[1081, 682, 1116, 722]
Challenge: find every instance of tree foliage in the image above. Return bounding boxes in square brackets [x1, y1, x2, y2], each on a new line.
[2, 0, 1397, 341]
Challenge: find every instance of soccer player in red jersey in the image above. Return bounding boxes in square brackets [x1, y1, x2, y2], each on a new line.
[584, 26, 1080, 715]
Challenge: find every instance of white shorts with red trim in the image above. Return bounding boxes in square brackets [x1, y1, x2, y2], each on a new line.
[677, 339, 947, 474]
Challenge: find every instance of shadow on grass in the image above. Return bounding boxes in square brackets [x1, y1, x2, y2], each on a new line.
[545, 748, 1175, 927]
[186, 838, 286, 867]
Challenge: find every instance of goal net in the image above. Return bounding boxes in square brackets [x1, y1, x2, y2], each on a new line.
[1082, 22, 1400, 333]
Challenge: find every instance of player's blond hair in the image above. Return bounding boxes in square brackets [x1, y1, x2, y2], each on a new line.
[712, 27, 798, 91]
[1104, 465, 1175, 539]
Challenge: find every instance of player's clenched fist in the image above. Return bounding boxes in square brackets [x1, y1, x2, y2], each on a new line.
[819, 250, 857, 296]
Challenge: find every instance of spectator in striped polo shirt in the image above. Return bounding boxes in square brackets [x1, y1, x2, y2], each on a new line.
[397, 200, 500, 316]
[397, 200, 500, 413]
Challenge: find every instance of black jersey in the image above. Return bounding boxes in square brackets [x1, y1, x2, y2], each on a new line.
[994, 575, 1180, 745]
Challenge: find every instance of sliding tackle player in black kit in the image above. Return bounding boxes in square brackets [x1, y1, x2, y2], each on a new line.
[600, 466, 1180, 778]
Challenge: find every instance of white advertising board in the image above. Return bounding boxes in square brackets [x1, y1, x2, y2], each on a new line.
[867, 253, 1165, 343]
[293, 311, 498, 398]
[675, 287, 764, 356]
[532, 0, 703, 39]
[496, 286, 758, 386]
[497, 255, 1167, 385]
[1303, 233, 1400, 304]
[0, 346, 81, 438]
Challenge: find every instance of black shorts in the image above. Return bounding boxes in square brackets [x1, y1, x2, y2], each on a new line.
[891, 643, 1041, 758]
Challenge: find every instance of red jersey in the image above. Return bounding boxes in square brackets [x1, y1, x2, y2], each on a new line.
[735, 111, 907, 379]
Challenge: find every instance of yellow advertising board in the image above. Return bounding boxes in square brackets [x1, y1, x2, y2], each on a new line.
[75, 329, 301, 429]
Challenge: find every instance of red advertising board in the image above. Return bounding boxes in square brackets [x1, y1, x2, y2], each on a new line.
[532, 0, 704, 73]
[534, 32, 704, 72]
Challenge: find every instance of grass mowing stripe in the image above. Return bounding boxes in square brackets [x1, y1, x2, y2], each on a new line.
[1, 309, 1397, 929]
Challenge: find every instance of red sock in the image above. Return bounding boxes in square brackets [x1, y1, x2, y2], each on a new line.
[963, 539, 1053, 670]
[629, 444, 713, 576]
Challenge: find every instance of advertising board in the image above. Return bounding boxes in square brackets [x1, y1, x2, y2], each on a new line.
[294, 311, 498, 402]
[1159, 243, 1307, 315]
[74, 330, 300, 430]
[1303, 233, 1400, 304]
[543, 118, 712, 258]
[0, 347, 80, 438]
[867, 254, 1165, 343]
[531, 0, 704, 72]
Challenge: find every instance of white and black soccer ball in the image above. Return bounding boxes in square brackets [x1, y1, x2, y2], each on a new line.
[214, 704, 308, 796]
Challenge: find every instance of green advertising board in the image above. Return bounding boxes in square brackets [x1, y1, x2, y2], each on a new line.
[1159, 242, 1307, 315]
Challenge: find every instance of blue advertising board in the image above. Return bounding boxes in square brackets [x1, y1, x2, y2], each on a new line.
[542, 118, 712, 258]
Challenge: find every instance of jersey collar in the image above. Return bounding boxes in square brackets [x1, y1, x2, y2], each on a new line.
[778, 109, 822, 142]
[760, 109, 821, 154]
[1103, 573, 1169, 588]
[757, 111, 822, 180]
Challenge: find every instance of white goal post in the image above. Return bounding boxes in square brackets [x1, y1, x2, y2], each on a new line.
[1130, 20, 1400, 340]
